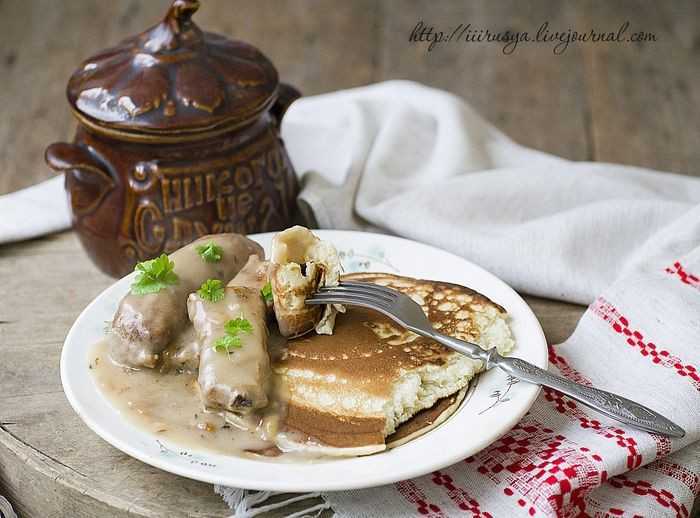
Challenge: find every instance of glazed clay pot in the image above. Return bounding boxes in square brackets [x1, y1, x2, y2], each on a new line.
[46, 0, 300, 277]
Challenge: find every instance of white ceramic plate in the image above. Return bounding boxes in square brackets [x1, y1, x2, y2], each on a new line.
[61, 230, 547, 492]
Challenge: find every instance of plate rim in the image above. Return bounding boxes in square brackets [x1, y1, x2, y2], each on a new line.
[61, 229, 547, 492]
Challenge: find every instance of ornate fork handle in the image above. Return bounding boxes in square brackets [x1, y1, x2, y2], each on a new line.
[497, 356, 685, 437]
[424, 332, 685, 438]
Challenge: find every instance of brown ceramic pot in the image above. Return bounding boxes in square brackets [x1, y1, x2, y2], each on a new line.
[46, 0, 300, 278]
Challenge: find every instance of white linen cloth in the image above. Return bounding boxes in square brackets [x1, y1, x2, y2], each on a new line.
[0, 175, 70, 244]
[1, 81, 698, 516]
[283, 82, 700, 305]
[0, 495, 18, 518]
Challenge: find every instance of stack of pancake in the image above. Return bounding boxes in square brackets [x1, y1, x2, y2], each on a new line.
[273, 272, 515, 456]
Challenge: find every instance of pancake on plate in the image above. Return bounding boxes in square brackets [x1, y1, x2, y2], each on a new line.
[273, 272, 515, 456]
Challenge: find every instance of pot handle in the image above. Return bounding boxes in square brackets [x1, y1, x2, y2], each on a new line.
[45, 142, 109, 176]
[45, 142, 115, 216]
[271, 82, 301, 130]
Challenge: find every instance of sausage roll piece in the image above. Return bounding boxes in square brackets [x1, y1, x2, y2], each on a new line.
[232, 255, 272, 293]
[189, 286, 270, 412]
[269, 226, 343, 338]
[109, 233, 263, 368]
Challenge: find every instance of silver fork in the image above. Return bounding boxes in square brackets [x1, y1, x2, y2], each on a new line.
[307, 281, 685, 438]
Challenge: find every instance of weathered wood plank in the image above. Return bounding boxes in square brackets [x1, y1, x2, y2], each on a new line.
[580, 0, 700, 173]
[377, 0, 591, 160]
[0, 0, 170, 196]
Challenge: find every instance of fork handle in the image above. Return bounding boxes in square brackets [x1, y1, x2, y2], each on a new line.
[428, 333, 685, 438]
[498, 356, 685, 437]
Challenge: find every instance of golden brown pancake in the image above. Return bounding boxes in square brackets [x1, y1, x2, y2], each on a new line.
[273, 273, 515, 453]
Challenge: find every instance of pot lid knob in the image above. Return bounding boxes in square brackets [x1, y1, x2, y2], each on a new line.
[144, 0, 202, 52]
[168, 0, 199, 25]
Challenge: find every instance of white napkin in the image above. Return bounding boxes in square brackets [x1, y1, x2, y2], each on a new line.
[283, 81, 700, 305]
[0, 175, 70, 244]
[2, 81, 698, 516]
[0, 495, 18, 518]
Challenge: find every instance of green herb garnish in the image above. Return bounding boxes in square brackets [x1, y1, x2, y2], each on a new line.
[131, 254, 178, 295]
[213, 316, 253, 353]
[197, 279, 225, 302]
[225, 317, 253, 335]
[213, 334, 242, 352]
[261, 282, 273, 302]
[196, 241, 223, 263]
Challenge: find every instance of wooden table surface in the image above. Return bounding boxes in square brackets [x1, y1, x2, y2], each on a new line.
[1, 1, 698, 517]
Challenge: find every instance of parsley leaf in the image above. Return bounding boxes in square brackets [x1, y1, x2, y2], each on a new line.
[131, 254, 179, 295]
[213, 334, 242, 352]
[197, 279, 225, 302]
[213, 316, 253, 354]
[260, 282, 273, 303]
[225, 317, 253, 335]
[196, 241, 223, 263]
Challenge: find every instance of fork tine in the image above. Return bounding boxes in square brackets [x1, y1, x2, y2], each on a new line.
[306, 295, 395, 320]
[340, 281, 400, 298]
[307, 292, 393, 312]
[320, 284, 395, 303]
[308, 290, 391, 305]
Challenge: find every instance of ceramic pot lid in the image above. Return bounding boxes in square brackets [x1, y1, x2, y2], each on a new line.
[66, 0, 278, 136]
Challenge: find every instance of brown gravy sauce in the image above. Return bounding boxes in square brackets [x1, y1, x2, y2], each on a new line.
[90, 335, 324, 462]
